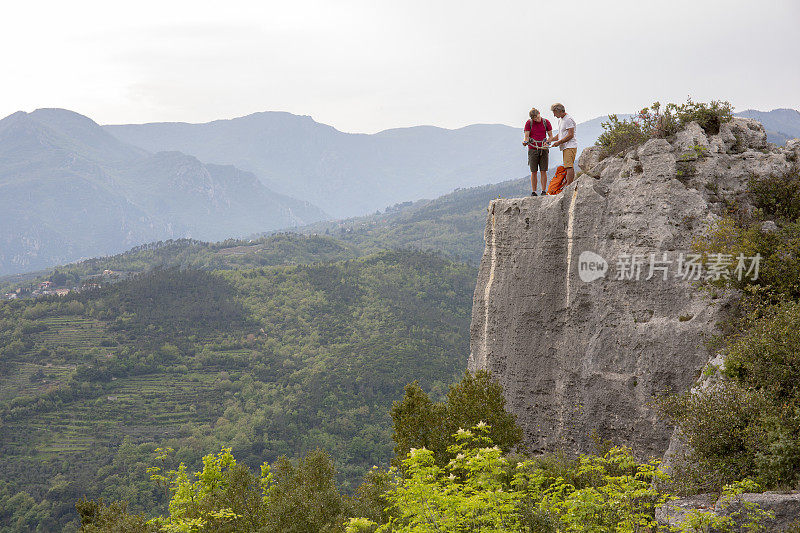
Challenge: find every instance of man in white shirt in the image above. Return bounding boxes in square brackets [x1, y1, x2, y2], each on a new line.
[550, 103, 578, 186]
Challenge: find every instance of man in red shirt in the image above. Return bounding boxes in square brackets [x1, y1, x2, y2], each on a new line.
[523, 108, 554, 196]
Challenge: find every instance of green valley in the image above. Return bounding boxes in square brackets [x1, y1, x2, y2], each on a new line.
[0, 250, 474, 530]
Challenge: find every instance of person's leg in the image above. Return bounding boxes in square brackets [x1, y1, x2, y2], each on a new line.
[528, 149, 540, 194]
[528, 149, 536, 194]
[563, 148, 576, 185]
[539, 149, 549, 193]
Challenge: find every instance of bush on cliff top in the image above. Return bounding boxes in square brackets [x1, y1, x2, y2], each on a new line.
[596, 97, 734, 156]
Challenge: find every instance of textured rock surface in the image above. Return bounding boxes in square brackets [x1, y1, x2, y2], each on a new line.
[468, 119, 799, 459]
[655, 493, 717, 527]
[657, 491, 800, 530]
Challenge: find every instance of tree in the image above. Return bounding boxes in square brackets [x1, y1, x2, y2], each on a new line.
[446, 370, 523, 455]
[371, 423, 521, 532]
[264, 449, 345, 533]
[147, 447, 346, 533]
[390, 371, 522, 467]
[76, 497, 155, 532]
[390, 381, 447, 466]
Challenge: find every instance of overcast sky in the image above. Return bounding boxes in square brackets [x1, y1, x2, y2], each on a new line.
[3, 0, 798, 133]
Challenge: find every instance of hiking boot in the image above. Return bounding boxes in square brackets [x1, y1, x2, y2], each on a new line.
[540, 191, 547, 196]
[531, 191, 537, 196]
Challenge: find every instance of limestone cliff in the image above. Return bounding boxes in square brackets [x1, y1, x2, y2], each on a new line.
[468, 118, 800, 459]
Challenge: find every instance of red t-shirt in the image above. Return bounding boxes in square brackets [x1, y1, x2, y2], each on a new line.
[524, 118, 552, 147]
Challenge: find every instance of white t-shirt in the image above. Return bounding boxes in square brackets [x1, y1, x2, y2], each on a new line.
[557, 113, 578, 151]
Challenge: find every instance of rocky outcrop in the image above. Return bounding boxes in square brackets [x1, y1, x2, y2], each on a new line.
[656, 491, 800, 531]
[468, 118, 800, 459]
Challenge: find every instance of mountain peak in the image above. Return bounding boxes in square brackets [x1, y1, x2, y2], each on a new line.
[30, 107, 99, 124]
[0, 108, 147, 163]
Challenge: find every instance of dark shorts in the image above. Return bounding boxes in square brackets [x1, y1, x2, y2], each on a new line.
[528, 148, 549, 172]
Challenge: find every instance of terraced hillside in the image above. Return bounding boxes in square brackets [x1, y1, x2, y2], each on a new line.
[0, 250, 474, 531]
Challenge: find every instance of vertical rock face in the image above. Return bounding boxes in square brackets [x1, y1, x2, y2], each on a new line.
[469, 119, 800, 459]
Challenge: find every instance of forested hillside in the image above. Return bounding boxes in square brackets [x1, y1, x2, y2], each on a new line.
[0, 250, 474, 530]
[1, 177, 530, 297]
[296, 176, 532, 265]
[0, 234, 360, 295]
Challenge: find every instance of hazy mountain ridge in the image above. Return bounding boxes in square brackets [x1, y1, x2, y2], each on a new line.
[105, 112, 530, 218]
[5, 107, 797, 277]
[0, 109, 327, 276]
[108, 110, 774, 218]
[0, 176, 530, 295]
[736, 108, 800, 144]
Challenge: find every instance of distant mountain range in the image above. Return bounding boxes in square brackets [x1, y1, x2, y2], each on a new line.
[736, 108, 800, 144]
[106, 108, 800, 220]
[2, 106, 797, 277]
[0, 109, 326, 276]
[105, 113, 529, 219]
[0, 176, 533, 295]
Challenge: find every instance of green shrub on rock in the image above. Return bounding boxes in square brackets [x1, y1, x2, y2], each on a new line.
[667, 170, 800, 493]
[596, 98, 734, 156]
[749, 167, 800, 223]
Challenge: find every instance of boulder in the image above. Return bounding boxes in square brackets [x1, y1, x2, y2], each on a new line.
[720, 117, 768, 151]
[578, 145, 605, 177]
[655, 493, 717, 528]
[674, 121, 711, 159]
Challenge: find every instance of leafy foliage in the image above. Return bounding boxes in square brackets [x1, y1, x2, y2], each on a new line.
[0, 249, 474, 530]
[376, 424, 522, 532]
[597, 98, 734, 156]
[72, 426, 776, 533]
[665, 166, 800, 493]
[390, 371, 522, 467]
[349, 424, 676, 533]
[749, 167, 800, 223]
[76, 497, 156, 533]
[676, 480, 774, 533]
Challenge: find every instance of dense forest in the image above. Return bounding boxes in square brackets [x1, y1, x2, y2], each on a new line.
[0, 250, 474, 530]
[0, 234, 361, 295]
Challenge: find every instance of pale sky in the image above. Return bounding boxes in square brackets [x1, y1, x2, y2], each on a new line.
[3, 0, 799, 133]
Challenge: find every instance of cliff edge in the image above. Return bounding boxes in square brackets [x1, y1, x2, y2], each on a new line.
[468, 118, 800, 459]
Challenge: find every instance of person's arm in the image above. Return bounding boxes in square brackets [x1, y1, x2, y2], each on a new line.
[523, 121, 531, 145]
[553, 127, 574, 147]
[546, 121, 555, 142]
